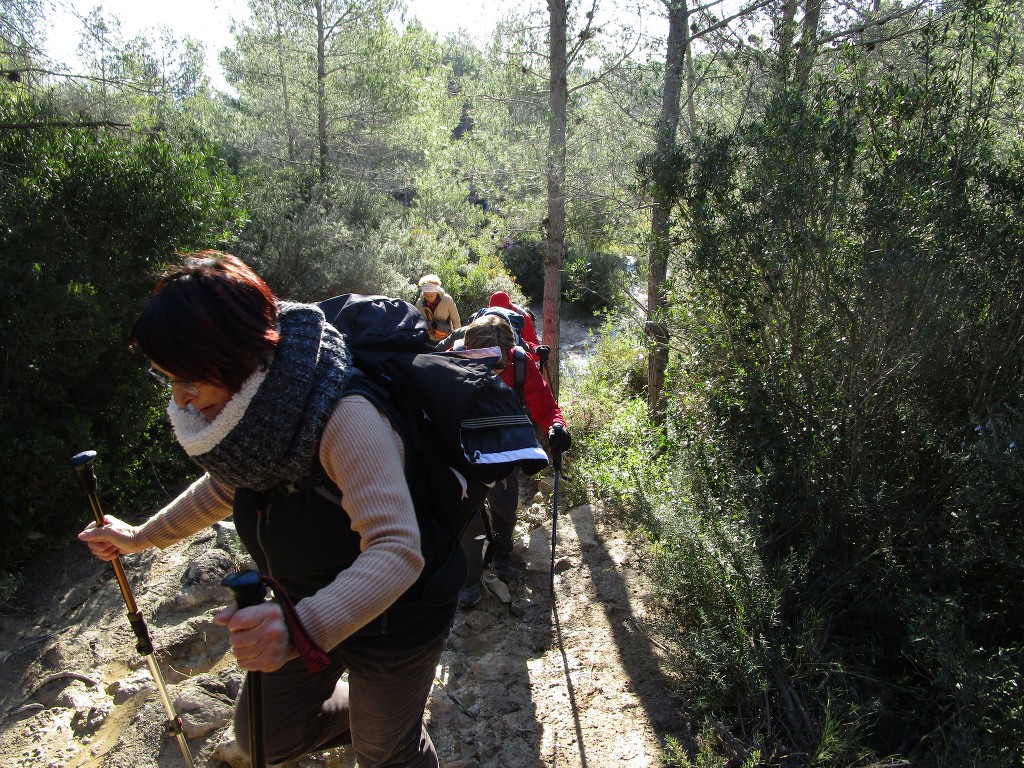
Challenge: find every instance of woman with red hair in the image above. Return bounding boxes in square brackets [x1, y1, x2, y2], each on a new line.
[80, 252, 452, 767]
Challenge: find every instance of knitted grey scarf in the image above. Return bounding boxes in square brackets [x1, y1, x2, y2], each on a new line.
[167, 302, 353, 491]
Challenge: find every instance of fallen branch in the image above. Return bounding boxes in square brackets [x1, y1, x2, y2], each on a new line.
[711, 719, 752, 764]
[29, 671, 101, 696]
[624, 617, 673, 653]
[5, 672, 100, 720]
[7, 703, 44, 718]
[433, 676, 476, 720]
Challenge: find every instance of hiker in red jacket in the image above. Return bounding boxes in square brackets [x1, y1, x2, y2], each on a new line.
[456, 313, 571, 608]
[488, 291, 541, 352]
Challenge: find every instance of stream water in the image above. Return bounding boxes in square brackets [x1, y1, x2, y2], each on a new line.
[529, 303, 603, 379]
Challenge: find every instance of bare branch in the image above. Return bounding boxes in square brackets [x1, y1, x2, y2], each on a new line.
[568, 33, 643, 96]
[3, 66, 186, 95]
[815, 2, 930, 47]
[689, 0, 774, 41]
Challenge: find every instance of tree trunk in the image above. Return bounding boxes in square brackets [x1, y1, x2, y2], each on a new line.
[545, 0, 568, 399]
[315, 0, 330, 181]
[684, 19, 697, 137]
[272, 0, 297, 163]
[779, 0, 798, 72]
[795, 0, 823, 88]
[647, 0, 689, 420]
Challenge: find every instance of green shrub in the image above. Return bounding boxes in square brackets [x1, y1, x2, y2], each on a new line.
[562, 249, 627, 313]
[576, 5, 1024, 765]
[425, 253, 522, 318]
[404, 221, 528, 316]
[0, 93, 242, 574]
[657, 10, 1024, 762]
[560, 321, 663, 512]
[495, 237, 545, 304]
[232, 169, 408, 301]
[564, 324, 780, 719]
[498, 236, 627, 313]
[562, 317, 646, 400]
[234, 170, 530, 317]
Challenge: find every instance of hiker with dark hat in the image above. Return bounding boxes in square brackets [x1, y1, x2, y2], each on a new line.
[416, 274, 461, 344]
[79, 251, 451, 767]
[457, 313, 571, 607]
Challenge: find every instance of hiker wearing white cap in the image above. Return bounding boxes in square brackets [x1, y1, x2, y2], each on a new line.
[415, 274, 462, 344]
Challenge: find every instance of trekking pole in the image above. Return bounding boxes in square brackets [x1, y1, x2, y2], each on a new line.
[549, 449, 562, 596]
[69, 450, 195, 768]
[222, 569, 268, 768]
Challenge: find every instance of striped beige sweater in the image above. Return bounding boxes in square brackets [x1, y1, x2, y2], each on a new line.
[138, 395, 423, 654]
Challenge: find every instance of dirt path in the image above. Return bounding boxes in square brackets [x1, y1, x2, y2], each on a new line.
[433, 493, 687, 768]
[0, 488, 688, 768]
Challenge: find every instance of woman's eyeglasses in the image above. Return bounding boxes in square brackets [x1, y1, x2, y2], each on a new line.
[147, 368, 199, 396]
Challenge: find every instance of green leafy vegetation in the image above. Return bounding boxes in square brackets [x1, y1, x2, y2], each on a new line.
[568, 3, 1024, 765]
[0, 91, 244, 573]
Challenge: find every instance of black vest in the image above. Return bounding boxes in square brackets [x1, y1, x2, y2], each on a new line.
[232, 468, 460, 648]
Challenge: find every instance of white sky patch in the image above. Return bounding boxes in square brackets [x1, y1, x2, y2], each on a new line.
[43, 0, 516, 93]
[45, 0, 249, 91]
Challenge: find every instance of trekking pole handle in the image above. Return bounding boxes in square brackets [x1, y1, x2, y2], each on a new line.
[70, 450, 142, 619]
[223, 569, 267, 609]
[70, 450, 104, 524]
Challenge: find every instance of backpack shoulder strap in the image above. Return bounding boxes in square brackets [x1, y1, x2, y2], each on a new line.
[343, 367, 422, 458]
[512, 346, 527, 404]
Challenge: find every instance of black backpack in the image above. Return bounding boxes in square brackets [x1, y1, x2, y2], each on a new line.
[317, 293, 548, 606]
[468, 305, 530, 350]
[440, 306, 541, 402]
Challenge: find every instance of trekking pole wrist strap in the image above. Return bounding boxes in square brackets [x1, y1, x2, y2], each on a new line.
[261, 575, 331, 672]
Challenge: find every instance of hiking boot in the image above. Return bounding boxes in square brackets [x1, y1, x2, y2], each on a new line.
[458, 582, 482, 608]
[490, 554, 518, 583]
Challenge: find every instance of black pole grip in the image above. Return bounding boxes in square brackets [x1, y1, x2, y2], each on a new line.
[70, 450, 99, 495]
[128, 611, 155, 655]
[223, 570, 268, 768]
[222, 569, 267, 609]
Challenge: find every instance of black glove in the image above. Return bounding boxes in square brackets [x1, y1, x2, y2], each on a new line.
[430, 320, 438, 330]
[547, 423, 571, 454]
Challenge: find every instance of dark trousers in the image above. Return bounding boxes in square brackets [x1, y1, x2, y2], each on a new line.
[461, 468, 520, 585]
[233, 629, 447, 767]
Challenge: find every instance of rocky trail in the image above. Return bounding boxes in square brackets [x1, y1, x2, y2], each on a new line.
[0, 483, 689, 768]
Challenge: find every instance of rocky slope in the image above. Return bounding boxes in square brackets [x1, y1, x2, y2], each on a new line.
[1, 480, 688, 768]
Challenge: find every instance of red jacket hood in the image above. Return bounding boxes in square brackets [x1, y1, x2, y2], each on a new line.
[489, 291, 513, 309]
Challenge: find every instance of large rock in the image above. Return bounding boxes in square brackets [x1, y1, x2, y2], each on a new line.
[173, 549, 237, 612]
[174, 671, 238, 739]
